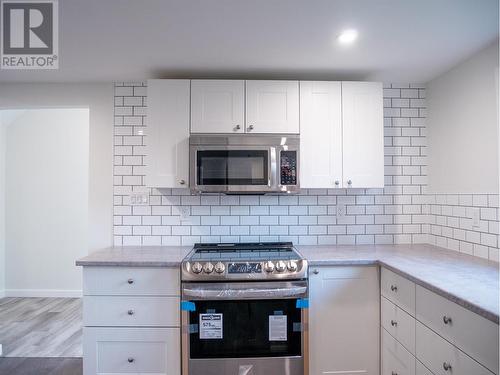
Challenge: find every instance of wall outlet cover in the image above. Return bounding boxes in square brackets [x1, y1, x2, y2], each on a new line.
[130, 192, 149, 206]
[179, 206, 190, 221]
[336, 203, 346, 219]
[471, 208, 481, 228]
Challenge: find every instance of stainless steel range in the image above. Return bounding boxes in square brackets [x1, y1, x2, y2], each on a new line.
[181, 242, 309, 375]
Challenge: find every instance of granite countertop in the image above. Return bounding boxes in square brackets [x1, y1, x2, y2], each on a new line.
[76, 243, 499, 323]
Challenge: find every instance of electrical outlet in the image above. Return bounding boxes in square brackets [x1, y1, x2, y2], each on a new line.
[130, 192, 149, 205]
[471, 208, 481, 228]
[336, 203, 346, 219]
[179, 206, 190, 221]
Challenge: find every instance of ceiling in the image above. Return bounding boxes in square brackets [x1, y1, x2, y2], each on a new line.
[0, 0, 498, 83]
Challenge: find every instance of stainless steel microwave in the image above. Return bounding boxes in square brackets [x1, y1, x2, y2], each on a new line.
[189, 134, 300, 194]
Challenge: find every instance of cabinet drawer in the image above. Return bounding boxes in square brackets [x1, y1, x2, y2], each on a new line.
[84, 296, 180, 327]
[83, 267, 180, 296]
[416, 285, 498, 374]
[416, 360, 434, 375]
[381, 268, 416, 316]
[416, 321, 493, 375]
[83, 327, 180, 375]
[381, 296, 416, 354]
[382, 328, 416, 375]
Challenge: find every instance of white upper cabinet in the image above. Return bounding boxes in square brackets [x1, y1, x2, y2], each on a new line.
[190, 80, 245, 133]
[341, 81, 384, 188]
[145, 79, 190, 188]
[300, 81, 343, 188]
[246, 80, 300, 134]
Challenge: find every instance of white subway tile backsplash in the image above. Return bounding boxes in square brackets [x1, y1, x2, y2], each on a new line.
[112, 82, 498, 261]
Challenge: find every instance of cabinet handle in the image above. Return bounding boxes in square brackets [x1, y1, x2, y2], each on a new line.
[179, 179, 186, 185]
[443, 362, 452, 371]
[247, 125, 254, 131]
[390, 285, 398, 292]
[313, 269, 319, 275]
[347, 179, 352, 186]
[127, 278, 134, 284]
[127, 309, 135, 315]
[443, 316, 452, 325]
[128, 357, 135, 363]
[390, 320, 397, 327]
[391, 372, 398, 375]
[234, 125, 241, 131]
[334, 180, 340, 186]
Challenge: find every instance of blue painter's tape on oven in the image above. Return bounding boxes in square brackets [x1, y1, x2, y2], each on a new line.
[181, 301, 196, 311]
[296, 298, 309, 309]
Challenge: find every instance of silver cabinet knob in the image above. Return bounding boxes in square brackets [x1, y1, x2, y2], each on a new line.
[391, 372, 398, 375]
[127, 278, 134, 284]
[391, 320, 397, 327]
[203, 262, 214, 274]
[127, 309, 134, 315]
[313, 269, 319, 275]
[443, 316, 452, 325]
[234, 125, 241, 131]
[264, 261, 275, 273]
[247, 125, 254, 131]
[275, 261, 287, 273]
[347, 179, 352, 186]
[390, 285, 398, 292]
[334, 180, 340, 186]
[128, 357, 135, 363]
[287, 260, 298, 272]
[443, 362, 452, 371]
[179, 179, 186, 185]
[191, 262, 203, 274]
[214, 262, 225, 274]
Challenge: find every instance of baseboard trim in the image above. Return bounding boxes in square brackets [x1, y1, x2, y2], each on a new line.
[0, 290, 5, 298]
[4, 289, 82, 298]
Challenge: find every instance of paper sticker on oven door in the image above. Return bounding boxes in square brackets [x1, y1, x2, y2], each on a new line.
[269, 315, 287, 341]
[199, 313, 223, 339]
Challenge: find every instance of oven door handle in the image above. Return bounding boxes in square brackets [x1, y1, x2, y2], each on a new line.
[182, 285, 308, 300]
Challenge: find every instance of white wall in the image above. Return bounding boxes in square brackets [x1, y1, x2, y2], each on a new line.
[427, 41, 499, 194]
[5, 109, 89, 296]
[0, 83, 113, 296]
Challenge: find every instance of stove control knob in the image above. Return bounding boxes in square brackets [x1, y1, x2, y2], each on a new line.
[276, 260, 287, 273]
[287, 260, 298, 272]
[191, 262, 203, 274]
[203, 262, 214, 274]
[264, 261, 275, 273]
[214, 262, 225, 274]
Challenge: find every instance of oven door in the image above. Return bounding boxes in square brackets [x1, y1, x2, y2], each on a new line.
[190, 145, 277, 193]
[181, 281, 309, 375]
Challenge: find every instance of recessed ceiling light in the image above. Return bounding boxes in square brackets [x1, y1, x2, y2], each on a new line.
[337, 29, 358, 45]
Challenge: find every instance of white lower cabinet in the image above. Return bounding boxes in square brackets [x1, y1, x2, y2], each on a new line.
[416, 321, 493, 375]
[83, 327, 180, 375]
[381, 296, 416, 355]
[382, 328, 416, 375]
[416, 360, 434, 375]
[309, 266, 380, 375]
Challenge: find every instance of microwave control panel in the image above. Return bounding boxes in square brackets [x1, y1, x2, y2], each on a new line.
[280, 151, 297, 185]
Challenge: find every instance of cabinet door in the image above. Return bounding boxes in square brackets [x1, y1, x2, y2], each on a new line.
[246, 80, 299, 134]
[190, 80, 245, 133]
[83, 327, 180, 375]
[145, 79, 190, 188]
[300, 81, 342, 188]
[309, 266, 380, 375]
[381, 328, 416, 375]
[342, 82, 384, 188]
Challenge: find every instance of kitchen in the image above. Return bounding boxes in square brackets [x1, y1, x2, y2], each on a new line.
[0, 1, 498, 375]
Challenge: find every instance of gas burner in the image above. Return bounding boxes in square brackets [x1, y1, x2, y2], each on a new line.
[181, 242, 307, 281]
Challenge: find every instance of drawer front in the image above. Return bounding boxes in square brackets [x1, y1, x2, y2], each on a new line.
[83, 267, 180, 296]
[416, 360, 434, 375]
[381, 268, 416, 316]
[416, 321, 493, 375]
[84, 296, 180, 327]
[382, 328, 416, 375]
[83, 327, 180, 375]
[382, 296, 416, 354]
[416, 285, 498, 374]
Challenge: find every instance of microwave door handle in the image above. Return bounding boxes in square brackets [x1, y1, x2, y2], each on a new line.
[270, 147, 277, 188]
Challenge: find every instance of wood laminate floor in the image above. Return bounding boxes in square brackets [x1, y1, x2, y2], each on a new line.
[0, 298, 82, 358]
[0, 357, 82, 375]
